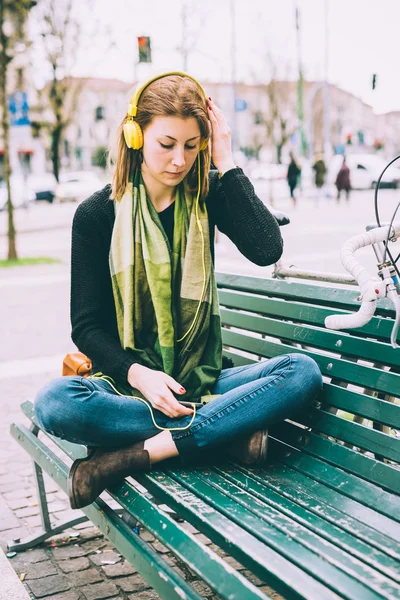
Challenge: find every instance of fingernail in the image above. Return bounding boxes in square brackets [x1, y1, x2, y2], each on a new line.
[180, 387, 186, 393]
[208, 97, 212, 101]
[208, 106, 212, 110]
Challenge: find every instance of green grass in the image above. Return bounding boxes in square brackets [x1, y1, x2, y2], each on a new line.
[0, 256, 61, 268]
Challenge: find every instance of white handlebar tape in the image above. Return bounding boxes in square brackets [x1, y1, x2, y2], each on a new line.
[324, 223, 400, 331]
[325, 300, 376, 330]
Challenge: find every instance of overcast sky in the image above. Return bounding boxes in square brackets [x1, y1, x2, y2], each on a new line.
[45, 0, 400, 115]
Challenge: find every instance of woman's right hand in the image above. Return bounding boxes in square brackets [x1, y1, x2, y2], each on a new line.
[127, 363, 194, 419]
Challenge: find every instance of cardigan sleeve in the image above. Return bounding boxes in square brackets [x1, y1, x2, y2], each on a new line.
[208, 168, 284, 266]
[70, 203, 137, 383]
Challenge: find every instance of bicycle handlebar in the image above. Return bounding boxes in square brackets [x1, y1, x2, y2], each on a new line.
[325, 223, 400, 340]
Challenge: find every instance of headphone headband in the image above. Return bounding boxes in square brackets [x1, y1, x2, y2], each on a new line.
[127, 71, 207, 118]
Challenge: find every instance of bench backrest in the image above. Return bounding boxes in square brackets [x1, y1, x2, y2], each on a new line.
[216, 273, 400, 497]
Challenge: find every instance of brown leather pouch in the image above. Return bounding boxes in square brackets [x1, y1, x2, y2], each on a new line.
[62, 352, 92, 377]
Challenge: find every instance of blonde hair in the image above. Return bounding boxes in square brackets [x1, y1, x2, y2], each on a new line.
[109, 75, 211, 201]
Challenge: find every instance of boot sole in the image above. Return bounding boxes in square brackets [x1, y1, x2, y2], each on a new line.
[67, 449, 95, 510]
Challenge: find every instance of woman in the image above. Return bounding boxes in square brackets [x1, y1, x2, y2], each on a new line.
[34, 72, 322, 510]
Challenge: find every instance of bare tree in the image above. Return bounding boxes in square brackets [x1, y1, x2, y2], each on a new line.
[0, 0, 35, 260]
[28, 0, 87, 181]
[262, 60, 297, 164]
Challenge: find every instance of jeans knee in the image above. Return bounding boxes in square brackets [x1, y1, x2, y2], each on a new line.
[34, 377, 77, 435]
[289, 353, 323, 399]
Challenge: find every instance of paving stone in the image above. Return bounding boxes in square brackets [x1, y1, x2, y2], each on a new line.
[223, 555, 243, 570]
[41, 593, 81, 600]
[52, 544, 86, 560]
[139, 529, 155, 543]
[80, 581, 119, 599]
[0, 513, 20, 531]
[258, 586, 284, 599]
[194, 533, 212, 545]
[151, 541, 169, 554]
[13, 548, 50, 565]
[67, 568, 103, 586]
[128, 590, 161, 599]
[3, 488, 34, 500]
[116, 573, 150, 593]
[241, 569, 264, 586]
[27, 573, 70, 598]
[191, 579, 214, 597]
[102, 560, 137, 577]
[15, 505, 40, 518]
[58, 557, 90, 572]
[79, 539, 110, 553]
[181, 522, 198, 534]
[23, 560, 59, 579]
[90, 551, 121, 566]
[6, 496, 32, 510]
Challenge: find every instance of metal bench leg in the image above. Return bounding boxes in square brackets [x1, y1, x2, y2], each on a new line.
[7, 424, 89, 552]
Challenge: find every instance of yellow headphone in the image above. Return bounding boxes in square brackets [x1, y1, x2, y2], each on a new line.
[123, 71, 209, 151]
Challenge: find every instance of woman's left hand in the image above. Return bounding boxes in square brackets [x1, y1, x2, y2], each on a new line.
[207, 98, 236, 176]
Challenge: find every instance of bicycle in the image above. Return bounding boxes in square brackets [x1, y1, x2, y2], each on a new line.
[274, 155, 400, 349]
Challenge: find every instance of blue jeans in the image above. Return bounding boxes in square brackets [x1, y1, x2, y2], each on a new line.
[34, 354, 322, 458]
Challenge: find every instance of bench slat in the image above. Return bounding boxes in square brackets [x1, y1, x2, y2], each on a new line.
[221, 330, 400, 397]
[156, 470, 392, 600]
[232, 461, 400, 562]
[245, 459, 400, 558]
[322, 386, 400, 429]
[141, 471, 353, 600]
[272, 421, 400, 494]
[219, 290, 396, 342]
[216, 273, 395, 316]
[198, 468, 400, 596]
[277, 448, 400, 521]
[214, 465, 400, 583]
[296, 409, 400, 463]
[220, 308, 400, 368]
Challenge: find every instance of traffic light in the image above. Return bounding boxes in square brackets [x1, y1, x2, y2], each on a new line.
[374, 139, 383, 150]
[346, 133, 352, 145]
[138, 36, 152, 63]
[372, 74, 377, 90]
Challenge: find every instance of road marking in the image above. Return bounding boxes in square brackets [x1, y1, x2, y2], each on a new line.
[0, 274, 69, 288]
[0, 354, 66, 380]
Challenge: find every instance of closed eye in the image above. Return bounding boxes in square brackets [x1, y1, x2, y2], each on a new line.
[160, 143, 197, 150]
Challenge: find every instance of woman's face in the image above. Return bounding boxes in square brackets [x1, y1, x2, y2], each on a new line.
[141, 116, 201, 187]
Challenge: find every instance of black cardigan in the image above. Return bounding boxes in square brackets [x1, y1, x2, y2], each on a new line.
[70, 168, 283, 384]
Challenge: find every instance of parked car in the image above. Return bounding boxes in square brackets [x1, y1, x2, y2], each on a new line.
[329, 154, 400, 190]
[54, 171, 104, 203]
[0, 176, 36, 211]
[27, 172, 57, 203]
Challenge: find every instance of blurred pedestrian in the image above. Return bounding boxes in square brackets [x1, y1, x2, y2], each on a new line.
[287, 152, 301, 203]
[312, 154, 327, 198]
[335, 156, 351, 200]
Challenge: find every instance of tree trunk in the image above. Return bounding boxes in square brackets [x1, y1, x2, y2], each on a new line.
[0, 0, 18, 260]
[51, 125, 62, 182]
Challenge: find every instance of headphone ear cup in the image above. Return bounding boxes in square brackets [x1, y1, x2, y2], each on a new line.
[123, 120, 144, 150]
[199, 139, 208, 151]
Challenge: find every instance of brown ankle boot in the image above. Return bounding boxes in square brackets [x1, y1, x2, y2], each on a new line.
[67, 441, 151, 509]
[225, 430, 268, 466]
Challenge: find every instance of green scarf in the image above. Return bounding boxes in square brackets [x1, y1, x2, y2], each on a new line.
[108, 169, 222, 402]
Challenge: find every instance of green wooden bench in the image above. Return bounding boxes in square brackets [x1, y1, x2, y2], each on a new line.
[8, 273, 400, 600]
